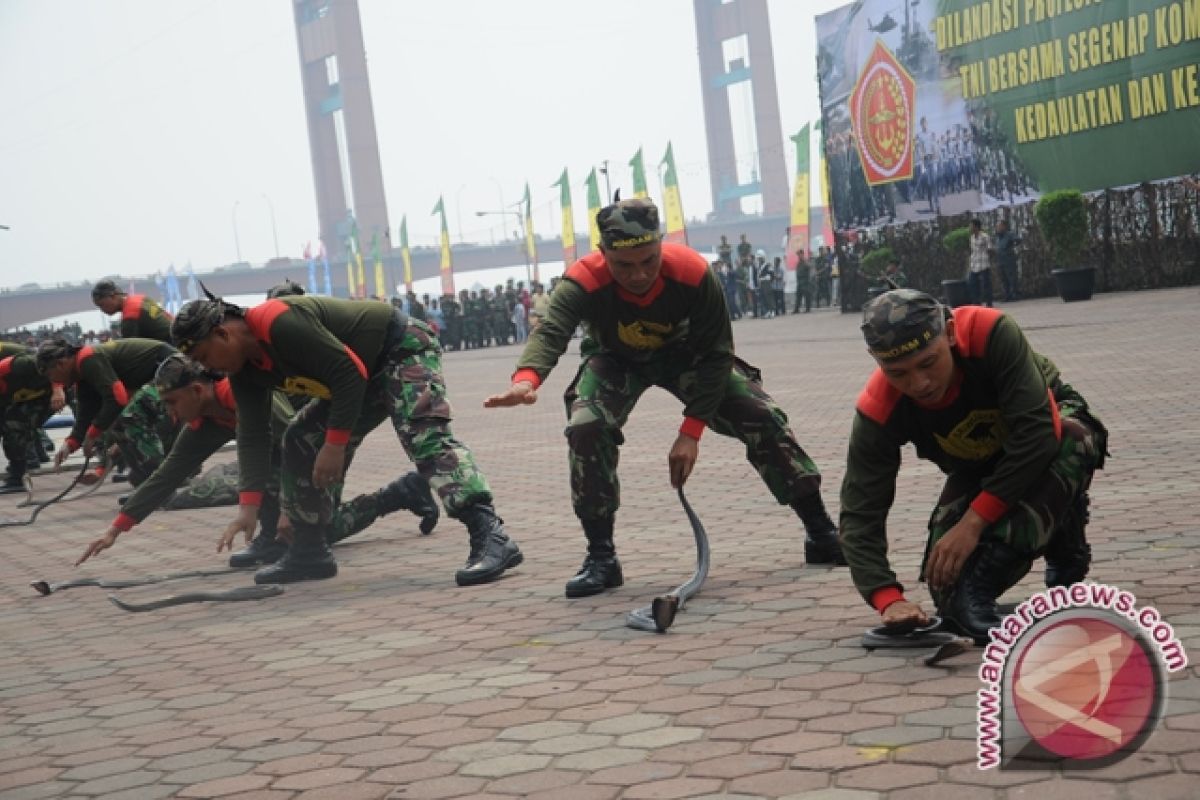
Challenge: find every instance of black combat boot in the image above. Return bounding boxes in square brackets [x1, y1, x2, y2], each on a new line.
[377, 472, 440, 535]
[229, 529, 289, 568]
[254, 525, 337, 584]
[454, 503, 522, 586]
[1044, 491, 1092, 588]
[0, 461, 27, 495]
[791, 493, 847, 565]
[565, 517, 624, 598]
[937, 541, 1032, 645]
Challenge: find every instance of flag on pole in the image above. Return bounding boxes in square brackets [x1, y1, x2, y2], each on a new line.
[165, 266, 182, 314]
[432, 196, 455, 295]
[399, 216, 413, 293]
[659, 142, 687, 245]
[788, 124, 812, 268]
[522, 182, 538, 284]
[347, 217, 363, 298]
[629, 147, 648, 198]
[185, 263, 200, 301]
[585, 168, 602, 252]
[553, 168, 577, 266]
[351, 216, 367, 298]
[304, 242, 318, 294]
[319, 240, 332, 295]
[372, 233, 387, 298]
[816, 119, 835, 248]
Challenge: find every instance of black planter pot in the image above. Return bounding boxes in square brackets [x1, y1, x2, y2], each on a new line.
[941, 278, 971, 308]
[1051, 266, 1095, 302]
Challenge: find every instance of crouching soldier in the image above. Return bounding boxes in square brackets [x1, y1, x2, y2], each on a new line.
[170, 293, 522, 585]
[840, 289, 1106, 643]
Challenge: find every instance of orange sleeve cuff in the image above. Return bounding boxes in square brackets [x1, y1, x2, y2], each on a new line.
[112, 513, 137, 532]
[679, 416, 706, 441]
[239, 492, 263, 507]
[86, 424, 103, 439]
[970, 491, 1009, 524]
[93, 465, 107, 477]
[325, 428, 352, 446]
[512, 368, 542, 390]
[65, 437, 80, 452]
[871, 586, 906, 612]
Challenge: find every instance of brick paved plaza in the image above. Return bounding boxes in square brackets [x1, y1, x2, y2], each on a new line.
[2, 287, 1198, 799]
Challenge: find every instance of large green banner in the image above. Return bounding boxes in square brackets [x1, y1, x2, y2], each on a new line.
[815, 0, 1200, 229]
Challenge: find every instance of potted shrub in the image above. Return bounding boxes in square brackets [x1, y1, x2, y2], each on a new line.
[860, 246, 895, 302]
[940, 226, 972, 307]
[1034, 189, 1094, 302]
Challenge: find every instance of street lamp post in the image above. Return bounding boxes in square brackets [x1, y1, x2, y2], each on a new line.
[261, 194, 280, 258]
[475, 208, 530, 285]
[454, 183, 467, 243]
[232, 201, 243, 264]
[599, 160, 612, 202]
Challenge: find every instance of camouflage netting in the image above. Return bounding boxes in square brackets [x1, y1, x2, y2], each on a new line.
[837, 177, 1200, 312]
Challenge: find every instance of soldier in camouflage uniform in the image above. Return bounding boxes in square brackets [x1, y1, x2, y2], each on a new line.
[0, 349, 65, 493]
[441, 293, 462, 351]
[840, 289, 1106, 643]
[37, 337, 178, 487]
[75, 354, 438, 568]
[172, 293, 522, 586]
[486, 197, 843, 598]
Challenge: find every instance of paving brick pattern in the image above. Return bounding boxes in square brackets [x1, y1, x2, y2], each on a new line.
[2, 288, 1198, 798]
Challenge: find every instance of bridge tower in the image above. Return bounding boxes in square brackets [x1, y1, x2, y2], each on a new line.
[692, 0, 789, 220]
[292, 0, 389, 261]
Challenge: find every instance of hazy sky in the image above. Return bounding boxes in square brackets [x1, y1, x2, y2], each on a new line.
[0, 0, 847, 290]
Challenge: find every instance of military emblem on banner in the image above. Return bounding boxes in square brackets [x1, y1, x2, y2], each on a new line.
[849, 39, 916, 186]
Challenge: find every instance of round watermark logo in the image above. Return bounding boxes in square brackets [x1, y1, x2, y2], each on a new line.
[976, 583, 1185, 770]
[1011, 615, 1159, 761]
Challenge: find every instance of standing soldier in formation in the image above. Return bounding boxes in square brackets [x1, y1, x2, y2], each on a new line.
[485, 197, 844, 599]
[459, 289, 477, 349]
[792, 250, 813, 314]
[441, 293, 462, 351]
[91, 280, 174, 343]
[492, 284, 512, 346]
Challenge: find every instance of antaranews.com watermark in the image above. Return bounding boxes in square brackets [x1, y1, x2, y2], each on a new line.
[977, 581, 1187, 769]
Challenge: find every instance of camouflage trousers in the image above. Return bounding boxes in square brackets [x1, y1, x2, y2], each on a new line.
[280, 318, 491, 532]
[2, 398, 52, 476]
[103, 384, 178, 486]
[564, 353, 823, 521]
[922, 384, 1107, 576]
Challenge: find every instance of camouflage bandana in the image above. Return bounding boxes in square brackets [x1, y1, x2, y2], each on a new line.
[172, 298, 239, 354]
[861, 289, 947, 362]
[154, 353, 220, 393]
[597, 198, 662, 250]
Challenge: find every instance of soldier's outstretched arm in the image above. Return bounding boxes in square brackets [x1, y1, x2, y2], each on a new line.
[483, 380, 537, 408]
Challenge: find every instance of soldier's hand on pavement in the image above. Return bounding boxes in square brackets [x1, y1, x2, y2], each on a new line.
[76, 471, 101, 486]
[483, 381, 537, 408]
[76, 527, 121, 566]
[218, 505, 259, 553]
[668, 434, 699, 489]
[881, 599, 930, 629]
[313, 442, 346, 489]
